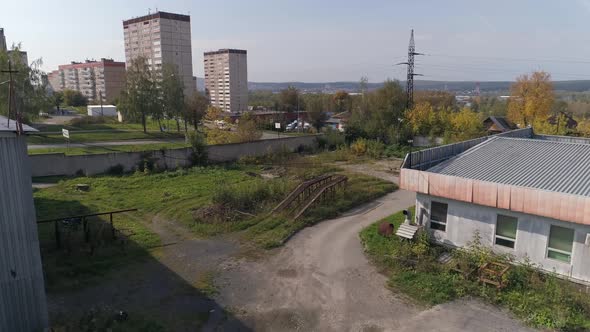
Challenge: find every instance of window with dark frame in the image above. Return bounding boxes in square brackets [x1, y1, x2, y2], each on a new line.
[547, 225, 575, 263]
[430, 201, 448, 231]
[495, 214, 517, 248]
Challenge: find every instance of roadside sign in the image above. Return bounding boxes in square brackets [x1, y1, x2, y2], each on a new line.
[275, 122, 281, 129]
[62, 128, 70, 139]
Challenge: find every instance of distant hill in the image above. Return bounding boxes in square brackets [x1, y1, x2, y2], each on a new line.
[194, 78, 590, 94]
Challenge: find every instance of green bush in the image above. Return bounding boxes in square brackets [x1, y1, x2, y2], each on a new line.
[361, 211, 590, 331]
[188, 131, 208, 166]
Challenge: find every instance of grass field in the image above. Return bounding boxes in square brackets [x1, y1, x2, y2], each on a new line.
[27, 130, 185, 145]
[28, 142, 190, 155]
[360, 209, 590, 331]
[34, 161, 396, 289]
[34, 117, 164, 132]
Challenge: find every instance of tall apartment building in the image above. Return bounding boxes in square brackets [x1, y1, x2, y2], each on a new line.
[47, 58, 126, 103]
[123, 11, 195, 95]
[0, 28, 6, 51]
[1, 28, 28, 65]
[204, 49, 248, 113]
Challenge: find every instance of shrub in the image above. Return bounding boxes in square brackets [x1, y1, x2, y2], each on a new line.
[106, 164, 125, 175]
[212, 178, 290, 213]
[318, 129, 345, 151]
[187, 131, 208, 166]
[350, 138, 368, 155]
[365, 139, 385, 159]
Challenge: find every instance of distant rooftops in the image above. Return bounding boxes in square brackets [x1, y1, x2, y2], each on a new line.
[123, 11, 190, 26]
[204, 49, 247, 56]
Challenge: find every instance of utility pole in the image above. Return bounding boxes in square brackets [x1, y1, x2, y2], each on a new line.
[99, 89, 104, 116]
[1, 59, 21, 134]
[397, 29, 423, 110]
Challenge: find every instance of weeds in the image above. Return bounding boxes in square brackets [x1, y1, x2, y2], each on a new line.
[360, 209, 590, 331]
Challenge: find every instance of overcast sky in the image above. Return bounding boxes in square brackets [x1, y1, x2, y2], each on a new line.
[2, 0, 590, 82]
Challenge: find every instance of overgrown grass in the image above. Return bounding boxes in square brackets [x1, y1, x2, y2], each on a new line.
[28, 142, 190, 155]
[360, 209, 590, 331]
[34, 161, 396, 290]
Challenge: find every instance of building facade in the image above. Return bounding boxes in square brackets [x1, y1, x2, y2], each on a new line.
[0, 116, 48, 331]
[0, 28, 6, 51]
[400, 128, 590, 284]
[123, 11, 195, 95]
[47, 58, 126, 103]
[204, 49, 248, 113]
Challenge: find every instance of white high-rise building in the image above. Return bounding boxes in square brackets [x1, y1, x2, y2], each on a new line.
[123, 11, 195, 95]
[204, 49, 248, 113]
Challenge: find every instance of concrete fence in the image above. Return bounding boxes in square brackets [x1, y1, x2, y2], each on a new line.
[30, 135, 320, 177]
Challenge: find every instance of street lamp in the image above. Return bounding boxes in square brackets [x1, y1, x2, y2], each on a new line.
[407, 139, 414, 169]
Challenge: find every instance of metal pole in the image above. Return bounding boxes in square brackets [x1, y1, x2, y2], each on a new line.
[110, 213, 115, 239]
[99, 90, 104, 116]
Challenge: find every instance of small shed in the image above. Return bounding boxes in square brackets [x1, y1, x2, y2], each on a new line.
[0, 116, 49, 331]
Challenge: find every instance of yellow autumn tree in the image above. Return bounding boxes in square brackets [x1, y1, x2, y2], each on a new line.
[507, 71, 554, 128]
[449, 107, 484, 141]
[405, 101, 434, 135]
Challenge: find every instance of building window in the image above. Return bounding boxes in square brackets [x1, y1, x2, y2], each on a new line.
[430, 201, 447, 231]
[495, 215, 517, 248]
[547, 225, 575, 263]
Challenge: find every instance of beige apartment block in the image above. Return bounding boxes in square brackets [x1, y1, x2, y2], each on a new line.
[47, 58, 125, 103]
[123, 11, 195, 95]
[204, 49, 248, 113]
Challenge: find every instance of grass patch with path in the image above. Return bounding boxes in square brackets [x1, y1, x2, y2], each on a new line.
[360, 209, 590, 331]
[28, 142, 190, 155]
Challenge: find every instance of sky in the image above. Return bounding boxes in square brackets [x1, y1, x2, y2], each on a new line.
[2, 0, 590, 82]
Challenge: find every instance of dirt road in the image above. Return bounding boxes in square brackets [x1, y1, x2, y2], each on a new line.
[215, 189, 533, 331]
[47, 162, 535, 331]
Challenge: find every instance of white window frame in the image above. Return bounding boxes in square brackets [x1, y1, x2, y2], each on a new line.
[429, 201, 448, 232]
[493, 214, 518, 249]
[546, 224, 575, 264]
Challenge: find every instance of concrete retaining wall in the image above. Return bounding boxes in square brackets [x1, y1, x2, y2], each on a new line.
[30, 135, 319, 177]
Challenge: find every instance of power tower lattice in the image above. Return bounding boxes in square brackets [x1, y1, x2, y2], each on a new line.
[397, 29, 423, 110]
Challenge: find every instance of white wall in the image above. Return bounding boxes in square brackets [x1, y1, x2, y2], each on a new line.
[415, 193, 590, 283]
[87, 105, 117, 117]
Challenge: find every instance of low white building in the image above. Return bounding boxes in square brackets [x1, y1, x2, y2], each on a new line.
[87, 105, 117, 117]
[401, 128, 590, 284]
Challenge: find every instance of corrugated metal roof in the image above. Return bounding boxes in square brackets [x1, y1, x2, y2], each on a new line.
[0, 115, 38, 132]
[427, 136, 590, 197]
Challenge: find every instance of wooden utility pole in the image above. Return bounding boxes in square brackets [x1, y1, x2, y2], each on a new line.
[1, 60, 20, 133]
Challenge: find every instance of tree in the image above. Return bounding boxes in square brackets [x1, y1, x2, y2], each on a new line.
[205, 106, 223, 121]
[185, 91, 208, 130]
[52, 91, 64, 113]
[160, 63, 185, 132]
[449, 107, 484, 141]
[333, 90, 350, 113]
[507, 71, 554, 128]
[0, 45, 52, 121]
[278, 86, 300, 112]
[118, 56, 160, 133]
[62, 89, 88, 107]
[346, 79, 406, 143]
[306, 94, 328, 132]
[235, 112, 262, 142]
[405, 101, 434, 136]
